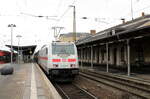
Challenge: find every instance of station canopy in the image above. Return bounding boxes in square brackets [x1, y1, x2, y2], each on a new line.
[5, 45, 36, 55]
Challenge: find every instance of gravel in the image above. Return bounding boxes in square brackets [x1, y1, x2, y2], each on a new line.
[73, 75, 141, 99]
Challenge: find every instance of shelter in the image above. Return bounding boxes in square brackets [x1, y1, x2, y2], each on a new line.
[76, 14, 150, 76]
[6, 45, 36, 62]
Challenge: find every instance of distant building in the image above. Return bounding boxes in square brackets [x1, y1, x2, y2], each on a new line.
[59, 32, 91, 42]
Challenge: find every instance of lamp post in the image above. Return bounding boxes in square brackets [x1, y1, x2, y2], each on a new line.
[130, 0, 134, 20]
[16, 35, 22, 63]
[69, 5, 76, 42]
[8, 24, 16, 64]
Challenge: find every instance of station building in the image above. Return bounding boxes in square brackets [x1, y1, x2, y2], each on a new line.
[76, 13, 150, 72]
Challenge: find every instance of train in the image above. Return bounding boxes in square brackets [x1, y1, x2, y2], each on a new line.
[37, 41, 79, 81]
[0, 50, 15, 64]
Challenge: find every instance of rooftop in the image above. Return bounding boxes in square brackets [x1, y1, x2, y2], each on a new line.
[76, 14, 150, 45]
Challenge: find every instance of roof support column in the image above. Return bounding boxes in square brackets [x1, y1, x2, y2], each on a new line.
[91, 46, 93, 69]
[127, 39, 131, 76]
[81, 47, 83, 69]
[106, 43, 109, 72]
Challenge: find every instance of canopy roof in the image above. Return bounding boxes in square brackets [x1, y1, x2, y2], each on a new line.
[6, 45, 36, 55]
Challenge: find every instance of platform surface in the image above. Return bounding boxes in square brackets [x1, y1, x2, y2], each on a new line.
[0, 63, 61, 99]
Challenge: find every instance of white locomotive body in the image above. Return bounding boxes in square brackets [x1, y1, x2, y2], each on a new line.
[38, 42, 79, 81]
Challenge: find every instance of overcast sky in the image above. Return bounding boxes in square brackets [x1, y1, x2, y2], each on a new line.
[0, 0, 150, 51]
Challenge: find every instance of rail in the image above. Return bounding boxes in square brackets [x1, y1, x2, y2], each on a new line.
[54, 83, 97, 99]
[80, 69, 150, 99]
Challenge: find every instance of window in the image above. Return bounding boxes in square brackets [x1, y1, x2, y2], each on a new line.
[52, 44, 75, 55]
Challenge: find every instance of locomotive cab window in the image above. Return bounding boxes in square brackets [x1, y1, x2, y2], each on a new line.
[52, 44, 75, 55]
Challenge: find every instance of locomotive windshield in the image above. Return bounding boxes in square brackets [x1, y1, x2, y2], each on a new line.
[52, 44, 75, 55]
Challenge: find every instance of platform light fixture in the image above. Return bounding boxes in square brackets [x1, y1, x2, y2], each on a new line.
[8, 24, 16, 64]
[69, 5, 76, 42]
[16, 35, 22, 63]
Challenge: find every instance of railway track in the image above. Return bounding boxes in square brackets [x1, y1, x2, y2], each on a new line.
[54, 83, 97, 99]
[80, 69, 150, 99]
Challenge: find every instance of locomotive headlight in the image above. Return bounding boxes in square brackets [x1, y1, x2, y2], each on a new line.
[70, 64, 76, 67]
[53, 64, 59, 67]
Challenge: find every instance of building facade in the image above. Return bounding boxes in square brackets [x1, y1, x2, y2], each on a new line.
[76, 14, 150, 71]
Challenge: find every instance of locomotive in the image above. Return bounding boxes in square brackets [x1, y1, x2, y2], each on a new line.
[37, 42, 79, 81]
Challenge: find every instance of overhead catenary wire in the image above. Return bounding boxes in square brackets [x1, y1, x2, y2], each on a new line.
[120, 0, 150, 20]
[133, 5, 150, 13]
[55, 0, 63, 16]
[56, 0, 76, 22]
[52, 0, 76, 35]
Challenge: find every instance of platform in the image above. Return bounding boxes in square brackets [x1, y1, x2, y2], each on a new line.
[0, 63, 61, 99]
